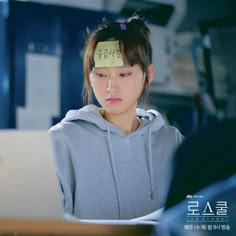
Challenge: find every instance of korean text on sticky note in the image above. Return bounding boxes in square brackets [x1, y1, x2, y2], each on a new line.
[94, 41, 124, 68]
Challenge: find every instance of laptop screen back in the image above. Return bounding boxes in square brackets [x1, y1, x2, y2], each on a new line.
[0, 130, 63, 219]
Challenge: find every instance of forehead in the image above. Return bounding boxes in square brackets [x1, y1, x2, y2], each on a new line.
[92, 64, 142, 72]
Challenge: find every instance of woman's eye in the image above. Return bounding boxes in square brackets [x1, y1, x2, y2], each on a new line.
[120, 73, 130, 77]
[96, 73, 107, 78]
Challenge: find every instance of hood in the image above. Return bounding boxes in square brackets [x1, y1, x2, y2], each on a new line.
[62, 104, 164, 135]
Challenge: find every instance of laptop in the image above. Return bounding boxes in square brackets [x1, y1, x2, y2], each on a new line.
[0, 130, 156, 235]
[0, 130, 64, 219]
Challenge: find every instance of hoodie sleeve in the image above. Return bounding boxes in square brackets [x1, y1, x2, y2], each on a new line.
[49, 126, 75, 218]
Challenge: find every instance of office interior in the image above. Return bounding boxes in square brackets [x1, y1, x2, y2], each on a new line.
[0, 0, 236, 135]
[0, 0, 236, 234]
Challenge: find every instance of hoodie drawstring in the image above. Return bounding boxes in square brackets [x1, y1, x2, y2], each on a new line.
[106, 125, 122, 218]
[148, 127, 154, 200]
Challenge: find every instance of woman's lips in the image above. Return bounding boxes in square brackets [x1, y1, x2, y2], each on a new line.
[106, 98, 122, 104]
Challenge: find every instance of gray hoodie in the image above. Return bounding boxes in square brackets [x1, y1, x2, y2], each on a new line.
[49, 104, 183, 220]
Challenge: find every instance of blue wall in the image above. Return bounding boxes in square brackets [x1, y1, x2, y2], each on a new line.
[7, 1, 114, 128]
[0, 1, 9, 128]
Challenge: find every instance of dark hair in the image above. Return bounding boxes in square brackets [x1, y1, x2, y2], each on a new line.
[83, 14, 153, 105]
[165, 118, 236, 210]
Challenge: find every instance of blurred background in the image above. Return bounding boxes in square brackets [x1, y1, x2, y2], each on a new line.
[0, 0, 236, 136]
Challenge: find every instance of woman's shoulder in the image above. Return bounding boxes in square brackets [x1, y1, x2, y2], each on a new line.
[155, 124, 184, 144]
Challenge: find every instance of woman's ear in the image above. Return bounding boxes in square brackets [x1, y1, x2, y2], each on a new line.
[147, 64, 155, 85]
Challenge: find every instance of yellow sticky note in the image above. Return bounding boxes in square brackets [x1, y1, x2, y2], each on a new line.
[94, 41, 124, 68]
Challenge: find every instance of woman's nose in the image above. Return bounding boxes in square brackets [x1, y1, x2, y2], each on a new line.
[106, 77, 119, 92]
[107, 79, 112, 91]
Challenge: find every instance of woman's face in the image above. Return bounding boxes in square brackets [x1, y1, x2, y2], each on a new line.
[89, 64, 154, 116]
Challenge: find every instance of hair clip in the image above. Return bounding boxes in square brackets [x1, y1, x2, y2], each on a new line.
[120, 23, 127, 30]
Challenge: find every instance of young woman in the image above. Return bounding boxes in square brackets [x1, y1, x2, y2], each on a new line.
[49, 14, 183, 220]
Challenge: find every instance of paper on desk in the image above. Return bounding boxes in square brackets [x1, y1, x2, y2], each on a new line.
[130, 208, 164, 222]
[78, 219, 158, 225]
[64, 209, 163, 225]
[64, 213, 158, 225]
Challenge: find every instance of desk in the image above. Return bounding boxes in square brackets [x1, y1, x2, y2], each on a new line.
[0, 219, 154, 236]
